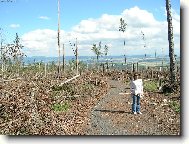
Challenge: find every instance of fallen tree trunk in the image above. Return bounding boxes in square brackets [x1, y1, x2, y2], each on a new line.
[60, 74, 80, 86]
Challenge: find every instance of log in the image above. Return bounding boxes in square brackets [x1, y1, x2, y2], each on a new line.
[60, 74, 80, 86]
[119, 92, 131, 95]
[62, 95, 82, 98]
[0, 77, 23, 82]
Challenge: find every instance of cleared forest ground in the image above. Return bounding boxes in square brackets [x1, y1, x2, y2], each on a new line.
[0, 70, 180, 135]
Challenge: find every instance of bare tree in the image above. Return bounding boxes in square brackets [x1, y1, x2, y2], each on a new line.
[104, 44, 109, 69]
[57, 0, 61, 77]
[119, 18, 127, 64]
[69, 38, 79, 75]
[62, 43, 65, 73]
[104, 45, 108, 57]
[166, 0, 176, 83]
[141, 31, 147, 58]
[0, 28, 4, 77]
[75, 38, 79, 75]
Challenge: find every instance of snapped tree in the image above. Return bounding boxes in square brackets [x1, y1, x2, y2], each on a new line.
[104, 44, 109, 69]
[69, 38, 79, 75]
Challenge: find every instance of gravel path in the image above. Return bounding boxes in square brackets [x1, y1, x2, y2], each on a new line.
[86, 79, 129, 135]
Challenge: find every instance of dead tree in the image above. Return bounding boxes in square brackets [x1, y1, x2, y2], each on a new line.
[57, 0, 61, 77]
[166, 0, 176, 83]
[104, 44, 109, 71]
[75, 38, 79, 75]
[1, 37, 3, 77]
[69, 39, 78, 74]
[119, 18, 127, 64]
[0, 28, 4, 77]
[62, 43, 65, 73]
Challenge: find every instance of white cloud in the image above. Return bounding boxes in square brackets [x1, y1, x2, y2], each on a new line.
[122, 6, 159, 28]
[9, 24, 20, 28]
[21, 29, 57, 56]
[38, 16, 50, 20]
[21, 6, 180, 57]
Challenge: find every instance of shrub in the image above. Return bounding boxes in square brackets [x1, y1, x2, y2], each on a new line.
[162, 81, 180, 94]
[169, 101, 180, 113]
[144, 80, 158, 92]
[52, 84, 76, 95]
[52, 102, 70, 112]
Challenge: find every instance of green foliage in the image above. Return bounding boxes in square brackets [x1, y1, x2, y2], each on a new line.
[104, 45, 108, 56]
[169, 101, 180, 113]
[52, 85, 63, 91]
[91, 42, 103, 61]
[144, 80, 158, 92]
[79, 61, 87, 73]
[141, 31, 147, 50]
[52, 84, 76, 95]
[52, 102, 70, 112]
[81, 82, 95, 95]
[119, 18, 127, 33]
[1, 33, 26, 76]
[68, 59, 76, 71]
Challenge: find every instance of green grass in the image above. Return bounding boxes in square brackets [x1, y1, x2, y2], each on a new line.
[52, 102, 70, 112]
[169, 101, 180, 113]
[143, 80, 158, 92]
[52, 84, 76, 95]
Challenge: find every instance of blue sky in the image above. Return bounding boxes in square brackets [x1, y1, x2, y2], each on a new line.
[0, 0, 180, 56]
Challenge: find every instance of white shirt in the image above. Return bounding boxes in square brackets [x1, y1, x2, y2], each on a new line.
[130, 79, 143, 95]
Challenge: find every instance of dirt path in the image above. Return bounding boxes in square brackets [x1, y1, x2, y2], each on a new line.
[85, 78, 180, 135]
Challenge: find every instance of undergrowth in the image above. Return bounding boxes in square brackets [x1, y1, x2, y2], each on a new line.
[143, 80, 158, 92]
[52, 102, 70, 112]
[169, 100, 180, 113]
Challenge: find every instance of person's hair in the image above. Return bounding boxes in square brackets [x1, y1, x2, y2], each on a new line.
[133, 73, 139, 79]
[134, 74, 138, 80]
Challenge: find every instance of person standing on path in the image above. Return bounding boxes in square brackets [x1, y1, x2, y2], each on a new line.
[130, 73, 143, 114]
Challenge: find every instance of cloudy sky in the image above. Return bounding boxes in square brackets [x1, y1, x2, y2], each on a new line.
[0, 0, 180, 57]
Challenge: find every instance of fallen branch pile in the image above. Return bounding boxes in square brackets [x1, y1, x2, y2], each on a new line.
[0, 71, 108, 135]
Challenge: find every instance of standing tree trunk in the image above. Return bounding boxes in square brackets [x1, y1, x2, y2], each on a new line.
[97, 55, 99, 63]
[45, 63, 47, 77]
[76, 38, 79, 75]
[137, 62, 139, 72]
[62, 44, 65, 73]
[166, 0, 176, 83]
[57, 0, 61, 77]
[1, 40, 3, 77]
[124, 55, 127, 64]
